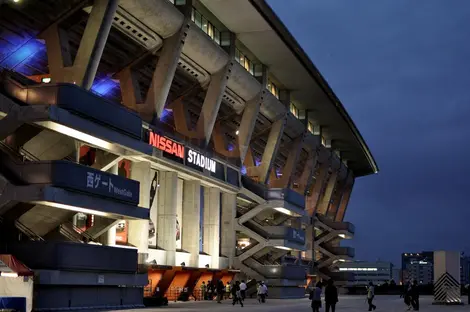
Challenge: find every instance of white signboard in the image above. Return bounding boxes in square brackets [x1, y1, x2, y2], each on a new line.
[187, 150, 216, 173]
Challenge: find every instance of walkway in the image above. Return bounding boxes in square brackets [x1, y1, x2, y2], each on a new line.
[121, 295, 468, 312]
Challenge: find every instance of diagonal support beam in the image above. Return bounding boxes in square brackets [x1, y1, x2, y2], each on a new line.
[40, 0, 118, 89]
[270, 134, 305, 188]
[335, 174, 355, 222]
[144, 20, 191, 121]
[196, 62, 234, 146]
[316, 156, 342, 215]
[258, 115, 286, 184]
[297, 147, 319, 195]
[306, 149, 332, 215]
[238, 91, 265, 163]
[326, 167, 350, 219]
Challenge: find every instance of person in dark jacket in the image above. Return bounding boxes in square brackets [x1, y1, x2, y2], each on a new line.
[309, 281, 323, 312]
[216, 280, 225, 303]
[231, 281, 243, 307]
[410, 280, 420, 311]
[324, 279, 338, 312]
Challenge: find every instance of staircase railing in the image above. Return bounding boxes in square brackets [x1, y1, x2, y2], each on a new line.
[15, 220, 44, 241]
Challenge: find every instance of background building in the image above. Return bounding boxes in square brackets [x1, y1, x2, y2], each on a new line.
[338, 261, 393, 286]
[402, 252, 434, 285]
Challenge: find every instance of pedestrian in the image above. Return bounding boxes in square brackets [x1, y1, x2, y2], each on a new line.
[309, 282, 323, 312]
[231, 281, 244, 307]
[216, 280, 224, 303]
[367, 282, 377, 311]
[225, 282, 231, 300]
[200, 281, 206, 301]
[403, 281, 412, 310]
[258, 281, 268, 303]
[239, 280, 247, 301]
[324, 279, 338, 312]
[410, 280, 419, 311]
[207, 280, 213, 300]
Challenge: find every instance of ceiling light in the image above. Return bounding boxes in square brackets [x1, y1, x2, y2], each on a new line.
[235, 130, 239, 135]
[13, 0, 20, 3]
[41, 77, 51, 83]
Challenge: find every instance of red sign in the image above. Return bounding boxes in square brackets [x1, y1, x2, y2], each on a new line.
[149, 131, 185, 159]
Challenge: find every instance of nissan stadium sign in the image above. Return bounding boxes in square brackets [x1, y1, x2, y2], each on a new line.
[148, 130, 217, 174]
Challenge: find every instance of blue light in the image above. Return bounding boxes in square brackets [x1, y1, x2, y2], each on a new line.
[255, 158, 261, 166]
[227, 143, 234, 151]
[0, 39, 45, 70]
[91, 78, 118, 96]
[241, 165, 247, 175]
[160, 108, 172, 121]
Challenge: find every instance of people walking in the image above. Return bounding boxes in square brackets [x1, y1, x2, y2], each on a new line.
[216, 280, 224, 303]
[257, 281, 268, 303]
[367, 282, 377, 311]
[239, 280, 247, 301]
[402, 281, 412, 310]
[231, 281, 244, 307]
[410, 280, 420, 311]
[309, 282, 323, 312]
[324, 279, 338, 312]
[200, 281, 207, 301]
[225, 282, 231, 300]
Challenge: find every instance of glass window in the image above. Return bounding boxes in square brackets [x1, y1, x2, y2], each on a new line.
[267, 79, 279, 99]
[235, 48, 255, 76]
[214, 29, 220, 45]
[194, 10, 202, 28]
[201, 16, 208, 33]
[308, 121, 314, 133]
[290, 102, 299, 118]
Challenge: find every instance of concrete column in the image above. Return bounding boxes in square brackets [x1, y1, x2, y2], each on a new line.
[127, 161, 151, 264]
[238, 91, 265, 164]
[298, 148, 319, 195]
[327, 169, 349, 219]
[203, 187, 221, 269]
[196, 61, 234, 146]
[105, 163, 118, 246]
[270, 135, 304, 188]
[305, 224, 314, 260]
[317, 170, 339, 216]
[40, 0, 117, 89]
[157, 171, 178, 265]
[279, 90, 291, 109]
[335, 177, 355, 222]
[309, 153, 332, 215]
[221, 192, 237, 268]
[182, 180, 201, 267]
[259, 117, 286, 184]
[144, 19, 190, 121]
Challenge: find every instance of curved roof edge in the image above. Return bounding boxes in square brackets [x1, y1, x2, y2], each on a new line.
[249, 0, 379, 177]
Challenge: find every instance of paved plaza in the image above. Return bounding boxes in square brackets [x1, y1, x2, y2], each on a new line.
[132, 296, 468, 312]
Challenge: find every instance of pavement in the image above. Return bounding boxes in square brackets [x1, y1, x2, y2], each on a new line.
[124, 296, 468, 312]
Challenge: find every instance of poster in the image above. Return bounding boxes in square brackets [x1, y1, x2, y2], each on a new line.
[176, 179, 183, 250]
[148, 169, 158, 248]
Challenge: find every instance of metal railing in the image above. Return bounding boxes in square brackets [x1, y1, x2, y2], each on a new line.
[15, 220, 44, 241]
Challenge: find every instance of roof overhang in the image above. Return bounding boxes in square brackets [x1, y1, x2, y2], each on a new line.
[199, 0, 378, 177]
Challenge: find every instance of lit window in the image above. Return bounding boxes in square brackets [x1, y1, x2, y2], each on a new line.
[321, 136, 326, 146]
[191, 8, 222, 46]
[308, 122, 314, 134]
[267, 79, 279, 99]
[235, 48, 254, 76]
[290, 102, 299, 118]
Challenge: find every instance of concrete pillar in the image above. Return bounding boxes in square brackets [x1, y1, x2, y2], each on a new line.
[327, 169, 350, 219]
[259, 116, 286, 184]
[238, 91, 265, 164]
[182, 180, 201, 267]
[203, 187, 221, 268]
[305, 224, 314, 260]
[157, 171, 178, 265]
[270, 135, 304, 188]
[298, 148, 318, 195]
[221, 192, 237, 268]
[196, 61, 234, 146]
[105, 163, 118, 246]
[317, 170, 339, 215]
[279, 90, 291, 109]
[127, 161, 151, 263]
[40, 0, 118, 89]
[309, 155, 332, 215]
[144, 19, 190, 121]
[335, 177, 355, 222]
